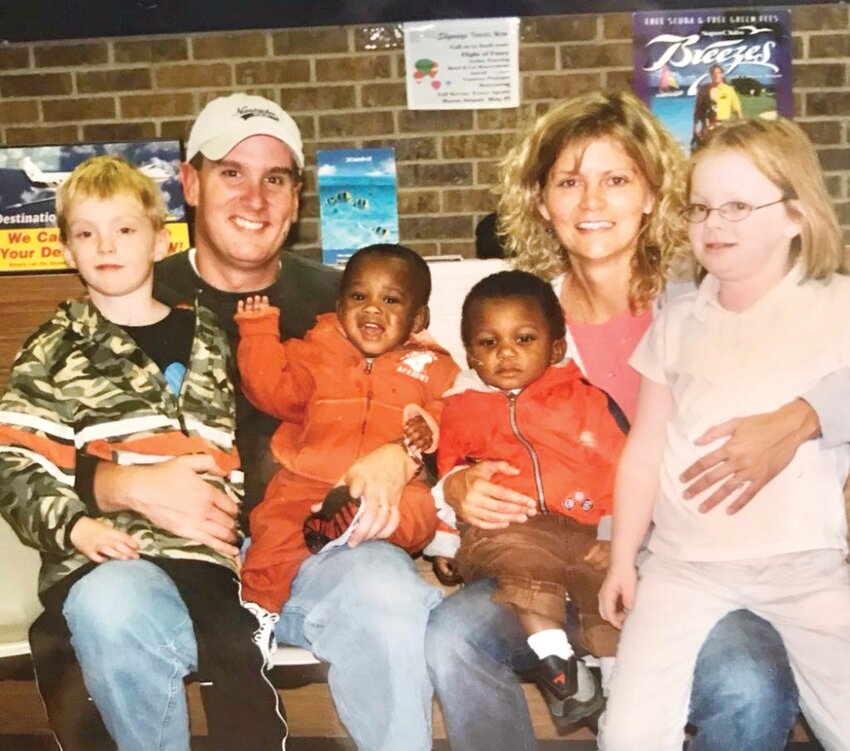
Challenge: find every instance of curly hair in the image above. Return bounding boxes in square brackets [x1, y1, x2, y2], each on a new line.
[498, 90, 688, 312]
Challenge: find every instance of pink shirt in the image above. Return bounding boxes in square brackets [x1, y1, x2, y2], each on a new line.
[567, 307, 653, 422]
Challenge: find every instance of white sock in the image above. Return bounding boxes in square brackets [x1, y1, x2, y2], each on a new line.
[599, 656, 616, 697]
[527, 628, 574, 661]
[573, 659, 596, 701]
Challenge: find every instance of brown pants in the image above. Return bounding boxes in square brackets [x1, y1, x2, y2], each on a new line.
[456, 514, 619, 656]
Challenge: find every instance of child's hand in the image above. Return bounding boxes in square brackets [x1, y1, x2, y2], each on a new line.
[598, 563, 636, 630]
[584, 541, 611, 572]
[70, 517, 140, 563]
[236, 295, 270, 317]
[431, 555, 463, 586]
[403, 414, 434, 455]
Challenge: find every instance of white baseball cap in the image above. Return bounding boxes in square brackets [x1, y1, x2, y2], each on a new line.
[186, 93, 304, 169]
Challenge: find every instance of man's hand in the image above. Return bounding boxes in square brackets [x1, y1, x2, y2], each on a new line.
[95, 454, 240, 557]
[680, 400, 820, 514]
[443, 461, 537, 529]
[334, 442, 417, 546]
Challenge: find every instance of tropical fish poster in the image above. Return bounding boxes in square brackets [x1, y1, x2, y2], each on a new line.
[0, 140, 188, 274]
[632, 8, 792, 153]
[316, 148, 400, 266]
[403, 17, 520, 110]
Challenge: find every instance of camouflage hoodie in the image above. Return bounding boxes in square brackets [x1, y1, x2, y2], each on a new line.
[0, 298, 241, 595]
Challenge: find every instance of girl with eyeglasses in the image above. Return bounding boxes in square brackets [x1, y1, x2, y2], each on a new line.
[600, 118, 850, 751]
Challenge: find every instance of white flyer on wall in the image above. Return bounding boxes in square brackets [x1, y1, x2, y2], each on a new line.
[403, 17, 520, 110]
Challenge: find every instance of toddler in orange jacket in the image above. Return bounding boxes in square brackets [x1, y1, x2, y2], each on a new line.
[235, 244, 459, 615]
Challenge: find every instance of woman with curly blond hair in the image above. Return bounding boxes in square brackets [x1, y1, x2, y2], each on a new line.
[424, 91, 846, 750]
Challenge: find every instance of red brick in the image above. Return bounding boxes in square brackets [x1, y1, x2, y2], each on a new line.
[318, 111, 394, 138]
[441, 134, 516, 160]
[315, 55, 391, 82]
[288, 218, 318, 245]
[807, 91, 850, 117]
[809, 33, 850, 59]
[83, 122, 158, 141]
[34, 42, 108, 68]
[398, 163, 472, 188]
[361, 82, 406, 108]
[397, 190, 440, 214]
[476, 106, 536, 131]
[436, 240, 476, 258]
[476, 161, 501, 185]
[78, 68, 152, 94]
[235, 60, 311, 85]
[441, 188, 497, 213]
[160, 119, 194, 140]
[156, 64, 232, 89]
[120, 93, 196, 119]
[362, 137, 438, 161]
[292, 114, 316, 140]
[274, 28, 349, 55]
[280, 85, 356, 112]
[794, 6, 848, 31]
[43, 97, 116, 122]
[793, 62, 846, 89]
[354, 25, 403, 52]
[817, 148, 850, 172]
[0, 45, 30, 70]
[403, 241, 439, 256]
[560, 43, 632, 70]
[603, 13, 633, 40]
[1, 73, 72, 98]
[193, 32, 268, 59]
[6, 124, 79, 145]
[605, 70, 634, 90]
[797, 120, 843, 145]
[521, 16, 596, 44]
[398, 110, 474, 133]
[520, 46, 557, 72]
[522, 72, 601, 99]
[0, 99, 38, 125]
[400, 215, 472, 240]
[113, 38, 188, 63]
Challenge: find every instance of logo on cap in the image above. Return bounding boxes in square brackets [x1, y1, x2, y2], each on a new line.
[236, 105, 281, 122]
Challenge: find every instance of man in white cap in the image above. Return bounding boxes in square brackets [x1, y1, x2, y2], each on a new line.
[35, 93, 439, 751]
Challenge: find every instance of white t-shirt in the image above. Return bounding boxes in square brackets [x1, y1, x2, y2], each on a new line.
[631, 263, 850, 561]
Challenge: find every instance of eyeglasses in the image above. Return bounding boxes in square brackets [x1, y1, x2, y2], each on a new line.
[683, 198, 786, 223]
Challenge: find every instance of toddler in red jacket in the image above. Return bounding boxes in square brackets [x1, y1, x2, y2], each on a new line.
[434, 270, 627, 730]
[235, 244, 459, 616]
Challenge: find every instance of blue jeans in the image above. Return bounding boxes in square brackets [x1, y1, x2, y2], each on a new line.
[63, 560, 197, 751]
[61, 558, 286, 751]
[426, 578, 799, 751]
[277, 541, 443, 751]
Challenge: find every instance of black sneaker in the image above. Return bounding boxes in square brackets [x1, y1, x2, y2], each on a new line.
[535, 655, 605, 735]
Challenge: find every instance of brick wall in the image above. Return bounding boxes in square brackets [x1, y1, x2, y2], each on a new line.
[1, 4, 848, 259]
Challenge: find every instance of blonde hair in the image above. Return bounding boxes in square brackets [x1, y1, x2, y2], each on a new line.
[498, 90, 688, 312]
[57, 155, 167, 242]
[690, 118, 846, 279]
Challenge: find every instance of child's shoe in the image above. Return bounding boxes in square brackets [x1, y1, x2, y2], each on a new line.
[534, 655, 605, 734]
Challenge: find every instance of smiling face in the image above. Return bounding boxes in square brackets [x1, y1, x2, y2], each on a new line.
[538, 137, 654, 271]
[465, 296, 566, 392]
[62, 192, 168, 311]
[179, 134, 300, 290]
[688, 149, 800, 298]
[337, 256, 428, 357]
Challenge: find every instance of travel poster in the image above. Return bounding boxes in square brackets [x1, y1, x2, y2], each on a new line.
[0, 140, 188, 274]
[317, 148, 399, 266]
[632, 8, 792, 153]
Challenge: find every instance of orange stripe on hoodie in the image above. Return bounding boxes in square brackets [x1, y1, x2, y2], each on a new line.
[0, 425, 76, 471]
[86, 432, 240, 473]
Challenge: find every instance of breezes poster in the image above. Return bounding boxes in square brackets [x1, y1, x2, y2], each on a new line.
[632, 8, 793, 153]
[316, 148, 399, 266]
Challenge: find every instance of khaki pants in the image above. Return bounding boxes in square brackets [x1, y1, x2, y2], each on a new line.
[600, 549, 850, 751]
[456, 513, 619, 656]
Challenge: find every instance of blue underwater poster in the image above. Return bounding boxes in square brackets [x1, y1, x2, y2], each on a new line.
[632, 8, 792, 154]
[317, 148, 400, 266]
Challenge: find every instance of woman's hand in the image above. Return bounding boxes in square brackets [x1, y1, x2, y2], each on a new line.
[680, 400, 820, 514]
[443, 461, 537, 529]
[598, 562, 637, 629]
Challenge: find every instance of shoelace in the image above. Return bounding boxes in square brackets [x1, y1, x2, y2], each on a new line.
[243, 601, 280, 665]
